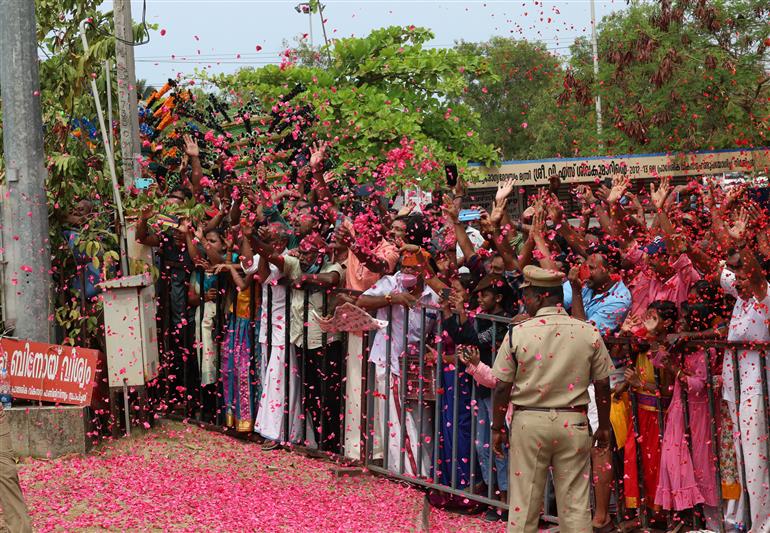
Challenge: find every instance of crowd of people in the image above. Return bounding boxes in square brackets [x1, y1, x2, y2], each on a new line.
[76, 128, 770, 532]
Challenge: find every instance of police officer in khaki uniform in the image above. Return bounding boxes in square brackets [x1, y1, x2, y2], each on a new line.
[491, 266, 613, 533]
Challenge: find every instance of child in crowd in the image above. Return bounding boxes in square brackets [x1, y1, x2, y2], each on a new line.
[618, 300, 677, 525]
[655, 300, 721, 529]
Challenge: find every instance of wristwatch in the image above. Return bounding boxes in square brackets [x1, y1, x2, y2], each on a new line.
[385, 294, 393, 305]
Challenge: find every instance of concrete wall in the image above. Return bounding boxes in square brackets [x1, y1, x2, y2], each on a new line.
[6, 406, 91, 458]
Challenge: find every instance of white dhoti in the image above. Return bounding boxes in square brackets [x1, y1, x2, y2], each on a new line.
[195, 301, 217, 386]
[725, 397, 770, 533]
[254, 343, 302, 443]
[344, 334, 365, 460]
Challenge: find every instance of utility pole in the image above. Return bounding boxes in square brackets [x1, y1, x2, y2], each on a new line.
[590, 0, 604, 152]
[114, 0, 141, 188]
[0, 0, 53, 342]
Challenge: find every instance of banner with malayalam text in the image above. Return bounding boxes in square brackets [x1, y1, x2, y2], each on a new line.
[471, 147, 770, 187]
[0, 338, 99, 407]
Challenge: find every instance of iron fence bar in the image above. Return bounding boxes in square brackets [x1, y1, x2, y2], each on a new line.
[360, 331, 371, 463]
[266, 285, 272, 366]
[417, 307, 426, 477]
[450, 345, 460, 490]
[487, 323, 499, 502]
[399, 307, 409, 475]
[283, 288, 292, 444]
[365, 347, 375, 465]
[340, 330, 348, 457]
[215, 282, 224, 427]
[759, 349, 770, 481]
[301, 289, 309, 445]
[367, 464, 505, 508]
[731, 348, 752, 530]
[383, 305, 393, 472]
[320, 290, 328, 450]
[197, 269, 205, 415]
[630, 390, 648, 530]
[433, 318, 443, 481]
[703, 347, 725, 533]
[679, 364, 703, 529]
[653, 367, 664, 439]
[249, 276, 258, 423]
[468, 378, 477, 494]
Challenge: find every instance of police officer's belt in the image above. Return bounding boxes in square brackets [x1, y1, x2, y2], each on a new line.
[512, 405, 588, 413]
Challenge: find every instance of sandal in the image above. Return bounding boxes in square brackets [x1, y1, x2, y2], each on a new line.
[261, 440, 280, 451]
[593, 519, 617, 533]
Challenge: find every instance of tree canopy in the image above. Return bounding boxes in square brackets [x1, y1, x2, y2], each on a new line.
[210, 26, 498, 186]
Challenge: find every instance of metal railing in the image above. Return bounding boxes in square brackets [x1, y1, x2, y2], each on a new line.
[159, 274, 770, 530]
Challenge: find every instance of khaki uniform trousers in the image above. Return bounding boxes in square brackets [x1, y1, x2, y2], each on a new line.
[0, 411, 31, 532]
[507, 409, 592, 533]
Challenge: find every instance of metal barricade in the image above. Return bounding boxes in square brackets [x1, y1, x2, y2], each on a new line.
[160, 277, 770, 531]
[361, 305, 515, 511]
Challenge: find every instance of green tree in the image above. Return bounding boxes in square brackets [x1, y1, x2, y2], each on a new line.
[210, 26, 497, 186]
[1, 1, 153, 344]
[454, 37, 564, 160]
[560, 0, 770, 154]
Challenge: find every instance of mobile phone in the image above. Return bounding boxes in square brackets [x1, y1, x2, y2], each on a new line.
[445, 164, 458, 188]
[441, 288, 451, 301]
[458, 209, 481, 222]
[135, 177, 154, 190]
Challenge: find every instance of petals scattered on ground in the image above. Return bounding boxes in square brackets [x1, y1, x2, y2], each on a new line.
[19, 420, 503, 532]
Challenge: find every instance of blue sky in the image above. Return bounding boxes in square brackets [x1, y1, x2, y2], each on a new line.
[101, 0, 624, 88]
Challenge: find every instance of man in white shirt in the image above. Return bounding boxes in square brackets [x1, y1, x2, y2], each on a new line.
[719, 247, 770, 532]
[357, 250, 440, 477]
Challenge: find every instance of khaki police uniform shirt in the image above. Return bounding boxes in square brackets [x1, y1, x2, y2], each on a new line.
[491, 306, 612, 408]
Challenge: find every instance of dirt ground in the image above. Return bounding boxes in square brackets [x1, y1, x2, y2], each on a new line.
[17, 420, 504, 532]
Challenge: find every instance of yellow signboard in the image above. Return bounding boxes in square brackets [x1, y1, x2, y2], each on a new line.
[471, 148, 770, 188]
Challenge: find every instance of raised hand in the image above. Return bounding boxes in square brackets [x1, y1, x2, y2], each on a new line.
[495, 177, 516, 205]
[530, 200, 546, 240]
[607, 175, 631, 204]
[727, 207, 749, 242]
[183, 134, 200, 158]
[397, 201, 416, 218]
[544, 194, 564, 224]
[441, 197, 460, 224]
[724, 183, 746, 209]
[178, 218, 192, 235]
[309, 140, 329, 173]
[595, 185, 610, 203]
[490, 198, 508, 226]
[650, 176, 672, 210]
[257, 225, 272, 243]
[474, 209, 496, 238]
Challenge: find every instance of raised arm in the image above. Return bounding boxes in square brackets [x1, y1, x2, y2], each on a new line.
[442, 199, 476, 263]
[729, 207, 767, 301]
[183, 134, 204, 199]
[135, 204, 162, 247]
[530, 203, 559, 271]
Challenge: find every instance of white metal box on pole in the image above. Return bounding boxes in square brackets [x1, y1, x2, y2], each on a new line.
[98, 274, 159, 388]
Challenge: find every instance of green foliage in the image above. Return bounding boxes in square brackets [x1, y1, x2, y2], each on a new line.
[0, 2, 154, 344]
[560, 0, 770, 154]
[210, 26, 498, 186]
[454, 38, 564, 160]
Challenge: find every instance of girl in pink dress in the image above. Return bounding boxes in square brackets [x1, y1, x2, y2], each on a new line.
[655, 301, 720, 528]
